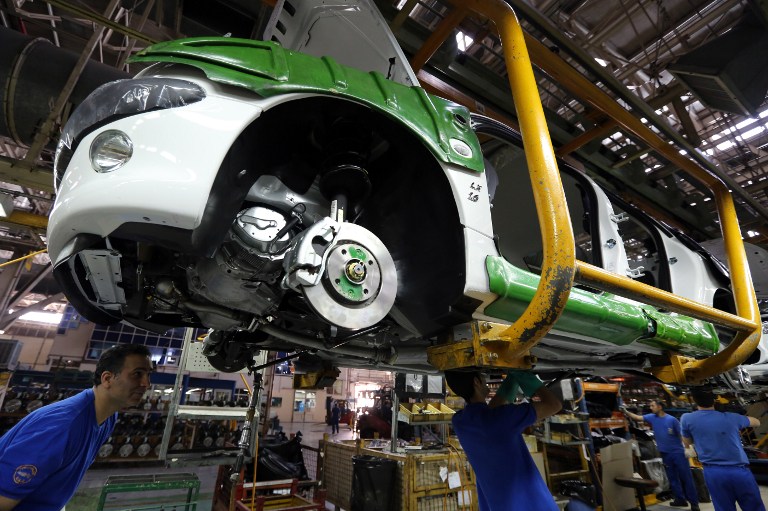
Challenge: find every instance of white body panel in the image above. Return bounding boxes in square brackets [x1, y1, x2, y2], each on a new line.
[660, 232, 721, 305]
[48, 88, 304, 262]
[440, 162, 498, 303]
[591, 184, 631, 277]
[266, 0, 418, 87]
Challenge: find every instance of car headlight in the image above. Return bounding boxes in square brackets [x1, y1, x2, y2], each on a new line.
[55, 78, 205, 191]
[90, 130, 133, 173]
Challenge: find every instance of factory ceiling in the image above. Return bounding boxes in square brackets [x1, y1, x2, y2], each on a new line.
[0, 0, 766, 325]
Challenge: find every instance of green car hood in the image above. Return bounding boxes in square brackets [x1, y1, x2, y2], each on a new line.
[129, 37, 483, 173]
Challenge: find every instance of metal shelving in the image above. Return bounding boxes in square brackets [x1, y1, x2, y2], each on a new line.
[158, 328, 265, 467]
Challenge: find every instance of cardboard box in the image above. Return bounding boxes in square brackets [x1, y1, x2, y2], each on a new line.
[523, 434, 539, 452]
[600, 442, 635, 511]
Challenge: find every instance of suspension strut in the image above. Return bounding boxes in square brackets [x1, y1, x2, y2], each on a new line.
[319, 117, 372, 222]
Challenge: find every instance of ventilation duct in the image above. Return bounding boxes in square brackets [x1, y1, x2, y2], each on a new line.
[0, 27, 129, 146]
[668, 25, 768, 117]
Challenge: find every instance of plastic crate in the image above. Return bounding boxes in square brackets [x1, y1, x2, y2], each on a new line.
[424, 403, 455, 422]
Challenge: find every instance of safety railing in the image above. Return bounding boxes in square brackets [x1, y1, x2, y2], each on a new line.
[410, 0, 760, 384]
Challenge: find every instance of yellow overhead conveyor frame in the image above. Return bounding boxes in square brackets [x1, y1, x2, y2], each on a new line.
[411, 0, 760, 384]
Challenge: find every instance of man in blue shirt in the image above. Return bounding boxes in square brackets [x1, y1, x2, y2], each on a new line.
[681, 387, 764, 511]
[0, 344, 152, 510]
[330, 402, 340, 434]
[623, 400, 699, 510]
[445, 369, 562, 511]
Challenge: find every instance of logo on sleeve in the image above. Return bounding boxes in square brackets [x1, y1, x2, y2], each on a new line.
[13, 465, 37, 485]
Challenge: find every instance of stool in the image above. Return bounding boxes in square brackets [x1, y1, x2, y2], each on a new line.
[614, 477, 658, 511]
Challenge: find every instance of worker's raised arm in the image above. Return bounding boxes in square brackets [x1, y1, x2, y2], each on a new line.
[620, 406, 645, 423]
[510, 371, 562, 420]
[489, 372, 520, 409]
[747, 416, 761, 428]
[531, 386, 563, 420]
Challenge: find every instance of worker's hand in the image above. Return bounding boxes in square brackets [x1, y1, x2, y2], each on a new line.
[495, 371, 520, 401]
[509, 369, 544, 397]
[619, 405, 628, 415]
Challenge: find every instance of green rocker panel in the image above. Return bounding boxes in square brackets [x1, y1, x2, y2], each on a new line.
[485, 256, 720, 356]
[129, 37, 483, 173]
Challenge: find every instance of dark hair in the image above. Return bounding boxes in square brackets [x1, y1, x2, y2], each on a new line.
[94, 344, 152, 386]
[649, 399, 664, 409]
[690, 387, 715, 408]
[444, 371, 479, 402]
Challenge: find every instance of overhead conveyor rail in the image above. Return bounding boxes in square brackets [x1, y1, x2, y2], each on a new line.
[417, 0, 760, 384]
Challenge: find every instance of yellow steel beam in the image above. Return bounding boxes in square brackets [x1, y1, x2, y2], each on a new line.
[1, 211, 49, 230]
[427, 321, 537, 370]
[419, 1, 760, 382]
[425, 1, 575, 368]
[573, 185, 760, 382]
[574, 262, 755, 333]
[452, 0, 575, 354]
[518, 31, 760, 383]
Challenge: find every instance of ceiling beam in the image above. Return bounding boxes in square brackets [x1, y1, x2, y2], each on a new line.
[7, 263, 53, 311]
[43, 0, 159, 44]
[0, 156, 54, 192]
[555, 121, 616, 156]
[416, 70, 520, 130]
[115, 0, 156, 69]
[0, 292, 65, 329]
[410, 5, 468, 72]
[506, 0, 768, 226]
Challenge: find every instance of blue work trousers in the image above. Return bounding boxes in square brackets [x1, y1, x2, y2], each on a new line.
[702, 464, 765, 511]
[661, 451, 698, 505]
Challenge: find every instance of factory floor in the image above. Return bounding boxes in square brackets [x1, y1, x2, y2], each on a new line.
[647, 486, 768, 510]
[552, 488, 768, 511]
[67, 421, 768, 510]
[67, 420, 349, 511]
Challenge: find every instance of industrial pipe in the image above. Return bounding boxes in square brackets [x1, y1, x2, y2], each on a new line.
[0, 27, 128, 146]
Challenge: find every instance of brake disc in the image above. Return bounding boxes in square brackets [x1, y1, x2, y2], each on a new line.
[302, 223, 397, 329]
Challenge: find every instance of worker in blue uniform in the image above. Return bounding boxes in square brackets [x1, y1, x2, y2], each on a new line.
[330, 402, 341, 434]
[622, 400, 699, 510]
[445, 369, 562, 511]
[0, 344, 152, 511]
[681, 387, 764, 511]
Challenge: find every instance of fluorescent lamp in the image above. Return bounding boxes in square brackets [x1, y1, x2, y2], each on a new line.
[19, 311, 64, 324]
